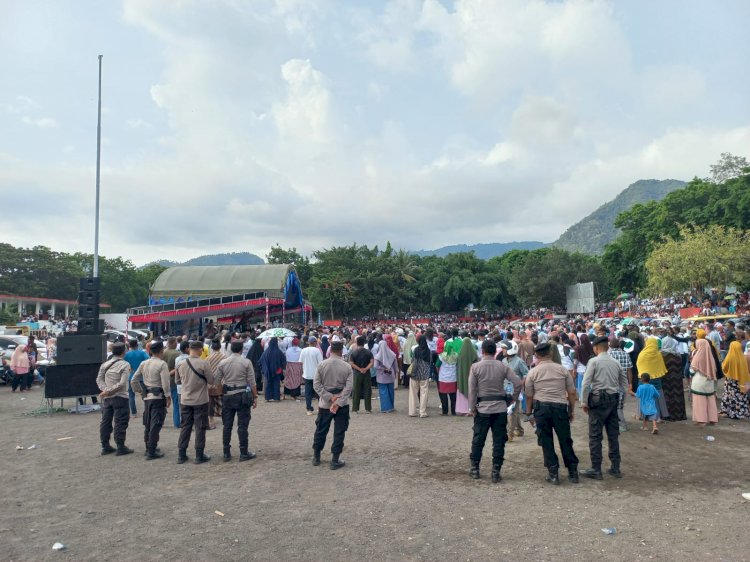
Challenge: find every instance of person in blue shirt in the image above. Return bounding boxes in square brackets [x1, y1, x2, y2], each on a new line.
[124, 339, 149, 418]
[632, 373, 660, 434]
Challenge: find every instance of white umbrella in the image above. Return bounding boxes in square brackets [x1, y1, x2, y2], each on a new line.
[257, 328, 297, 339]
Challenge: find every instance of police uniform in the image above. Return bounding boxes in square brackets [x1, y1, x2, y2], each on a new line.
[215, 352, 256, 461]
[581, 336, 628, 479]
[97, 348, 133, 455]
[524, 342, 578, 484]
[131, 353, 171, 459]
[467, 353, 522, 482]
[175, 352, 215, 464]
[312, 353, 353, 469]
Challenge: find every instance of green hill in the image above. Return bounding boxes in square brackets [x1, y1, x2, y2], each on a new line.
[554, 179, 686, 254]
[415, 241, 547, 259]
[143, 252, 265, 268]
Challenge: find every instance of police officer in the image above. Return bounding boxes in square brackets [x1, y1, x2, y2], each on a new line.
[97, 342, 134, 456]
[131, 340, 172, 459]
[581, 335, 628, 479]
[216, 341, 257, 462]
[312, 340, 353, 470]
[524, 342, 579, 484]
[468, 339, 522, 483]
[175, 341, 215, 464]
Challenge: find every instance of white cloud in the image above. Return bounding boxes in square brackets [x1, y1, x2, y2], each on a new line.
[22, 116, 57, 128]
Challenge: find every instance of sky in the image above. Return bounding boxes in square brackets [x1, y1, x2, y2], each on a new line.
[2, 0, 749, 265]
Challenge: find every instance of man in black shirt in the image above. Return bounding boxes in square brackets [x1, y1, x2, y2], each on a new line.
[349, 336, 373, 414]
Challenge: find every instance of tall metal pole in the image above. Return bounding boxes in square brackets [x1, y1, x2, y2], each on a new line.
[93, 54, 103, 277]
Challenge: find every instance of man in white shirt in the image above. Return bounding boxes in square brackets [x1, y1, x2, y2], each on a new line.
[300, 336, 324, 415]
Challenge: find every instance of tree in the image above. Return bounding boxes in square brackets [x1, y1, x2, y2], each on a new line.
[708, 152, 749, 184]
[266, 245, 313, 289]
[645, 225, 750, 295]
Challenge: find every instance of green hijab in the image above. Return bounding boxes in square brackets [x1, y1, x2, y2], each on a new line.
[456, 337, 478, 395]
[403, 333, 417, 364]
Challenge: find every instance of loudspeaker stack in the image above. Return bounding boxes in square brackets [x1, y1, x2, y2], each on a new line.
[45, 277, 107, 398]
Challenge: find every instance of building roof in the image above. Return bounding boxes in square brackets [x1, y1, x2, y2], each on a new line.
[150, 264, 296, 298]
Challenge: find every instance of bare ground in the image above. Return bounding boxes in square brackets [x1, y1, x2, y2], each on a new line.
[1, 383, 749, 562]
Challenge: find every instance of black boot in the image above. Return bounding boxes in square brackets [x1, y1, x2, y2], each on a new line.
[568, 464, 580, 484]
[330, 453, 345, 470]
[239, 448, 256, 462]
[491, 463, 502, 483]
[469, 460, 480, 480]
[607, 463, 623, 478]
[144, 447, 161, 457]
[194, 448, 211, 464]
[312, 449, 321, 466]
[100, 442, 116, 455]
[223, 447, 232, 462]
[145, 448, 164, 460]
[177, 448, 189, 464]
[545, 469, 560, 485]
[582, 467, 603, 480]
[115, 443, 134, 456]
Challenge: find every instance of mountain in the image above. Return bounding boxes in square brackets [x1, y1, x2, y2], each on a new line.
[143, 252, 265, 268]
[554, 179, 686, 254]
[415, 241, 548, 259]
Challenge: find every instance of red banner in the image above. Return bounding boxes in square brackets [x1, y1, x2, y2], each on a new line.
[680, 307, 701, 319]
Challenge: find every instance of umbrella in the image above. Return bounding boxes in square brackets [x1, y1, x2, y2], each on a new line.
[617, 293, 632, 299]
[257, 328, 297, 339]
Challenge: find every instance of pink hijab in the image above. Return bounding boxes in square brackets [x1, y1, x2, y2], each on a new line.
[10, 345, 30, 372]
[691, 339, 717, 380]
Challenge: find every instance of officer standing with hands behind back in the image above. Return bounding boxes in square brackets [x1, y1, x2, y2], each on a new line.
[581, 335, 628, 480]
[524, 341, 579, 485]
[215, 341, 257, 462]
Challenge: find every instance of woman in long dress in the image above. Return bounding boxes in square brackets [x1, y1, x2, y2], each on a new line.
[374, 340, 398, 412]
[401, 331, 416, 388]
[690, 339, 718, 425]
[660, 336, 687, 421]
[260, 338, 286, 402]
[283, 338, 303, 400]
[437, 338, 459, 415]
[719, 341, 750, 419]
[455, 336, 478, 415]
[636, 339, 670, 421]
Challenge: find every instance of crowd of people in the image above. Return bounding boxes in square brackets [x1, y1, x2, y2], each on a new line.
[89, 309, 749, 483]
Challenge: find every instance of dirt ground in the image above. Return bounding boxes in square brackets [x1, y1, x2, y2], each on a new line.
[1, 382, 749, 562]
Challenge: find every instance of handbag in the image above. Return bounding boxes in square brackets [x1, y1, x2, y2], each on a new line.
[407, 362, 414, 375]
[690, 371, 716, 396]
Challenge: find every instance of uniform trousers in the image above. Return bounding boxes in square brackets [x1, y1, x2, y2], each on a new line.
[222, 393, 251, 449]
[533, 401, 578, 471]
[100, 396, 130, 445]
[587, 393, 620, 469]
[470, 412, 508, 465]
[351, 371, 372, 412]
[143, 398, 166, 453]
[313, 405, 350, 454]
[179, 402, 209, 451]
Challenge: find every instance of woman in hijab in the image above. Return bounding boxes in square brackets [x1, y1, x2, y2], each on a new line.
[260, 338, 287, 402]
[455, 336, 478, 416]
[437, 338, 460, 416]
[246, 334, 264, 392]
[401, 331, 417, 388]
[573, 334, 595, 400]
[374, 339, 399, 413]
[10, 345, 30, 392]
[660, 334, 687, 421]
[319, 335, 330, 358]
[408, 336, 432, 418]
[283, 338, 303, 400]
[719, 341, 750, 419]
[690, 339, 719, 425]
[637, 338, 670, 421]
[386, 332, 402, 387]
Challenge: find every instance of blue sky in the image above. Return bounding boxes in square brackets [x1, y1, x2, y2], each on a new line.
[2, 0, 749, 264]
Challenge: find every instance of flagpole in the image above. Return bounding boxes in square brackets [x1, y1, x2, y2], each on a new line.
[93, 54, 103, 277]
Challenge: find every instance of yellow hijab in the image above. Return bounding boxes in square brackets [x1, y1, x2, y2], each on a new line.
[636, 338, 668, 379]
[722, 341, 750, 393]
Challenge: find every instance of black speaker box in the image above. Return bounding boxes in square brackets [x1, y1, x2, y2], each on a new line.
[77, 318, 105, 334]
[78, 304, 100, 318]
[56, 334, 107, 365]
[79, 290, 100, 306]
[45, 363, 100, 398]
[80, 277, 101, 291]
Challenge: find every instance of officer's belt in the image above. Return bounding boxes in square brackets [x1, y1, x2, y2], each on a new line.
[534, 401, 568, 410]
[327, 387, 343, 394]
[224, 385, 245, 392]
[477, 394, 505, 402]
[146, 386, 164, 396]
